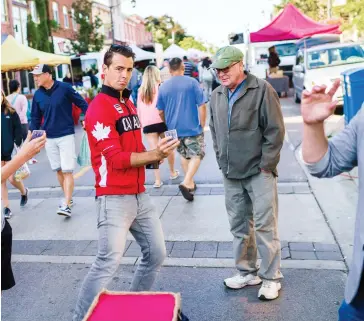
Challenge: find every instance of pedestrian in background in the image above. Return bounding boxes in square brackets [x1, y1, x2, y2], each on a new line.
[1, 91, 29, 219]
[183, 55, 196, 78]
[268, 46, 280, 75]
[8, 80, 39, 165]
[200, 57, 214, 100]
[157, 57, 207, 201]
[6, 80, 29, 142]
[62, 71, 73, 85]
[128, 67, 142, 106]
[30, 64, 88, 217]
[209, 46, 285, 300]
[160, 59, 172, 83]
[137, 65, 179, 188]
[301, 81, 364, 321]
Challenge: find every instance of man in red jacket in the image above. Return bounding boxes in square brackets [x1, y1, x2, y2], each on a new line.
[73, 44, 179, 321]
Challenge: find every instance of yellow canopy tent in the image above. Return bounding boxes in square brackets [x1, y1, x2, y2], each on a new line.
[1, 35, 71, 72]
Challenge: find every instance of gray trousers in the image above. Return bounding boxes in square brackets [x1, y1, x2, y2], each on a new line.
[73, 193, 166, 321]
[223, 171, 283, 281]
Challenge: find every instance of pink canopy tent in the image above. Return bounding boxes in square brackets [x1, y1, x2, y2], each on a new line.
[250, 4, 341, 43]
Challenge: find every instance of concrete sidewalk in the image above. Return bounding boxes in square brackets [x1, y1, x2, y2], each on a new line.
[8, 182, 346, 270]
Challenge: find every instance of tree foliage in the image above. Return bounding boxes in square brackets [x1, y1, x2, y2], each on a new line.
[274, 0, 327, 21]
[71, 0, 105, 54]
[26, 0, 53, 52]
[179, 37, 207, 51]
[334, 0, 364, 36]
[144, 15, 187, 50]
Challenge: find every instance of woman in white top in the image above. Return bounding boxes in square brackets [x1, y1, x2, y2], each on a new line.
[7, 80, 29, 141]
[7, 80, 37, 165]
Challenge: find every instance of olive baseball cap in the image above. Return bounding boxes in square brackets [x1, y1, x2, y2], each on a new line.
[210, 46, 244, 69]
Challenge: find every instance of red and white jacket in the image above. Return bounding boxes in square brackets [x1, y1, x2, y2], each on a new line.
[85, 85, 145, 196]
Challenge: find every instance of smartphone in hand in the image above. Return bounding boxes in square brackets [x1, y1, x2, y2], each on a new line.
[164, 129, 177, 140]
[31, 130, 45, 141]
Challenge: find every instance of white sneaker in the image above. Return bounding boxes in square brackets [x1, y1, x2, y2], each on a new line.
[59, 199, 74, 208]
[224, 273, 262, 289]
[258, 280, 281, 300]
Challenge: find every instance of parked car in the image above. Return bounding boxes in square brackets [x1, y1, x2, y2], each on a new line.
[293, 42, 364, 104]
[295, 34, 341, 52]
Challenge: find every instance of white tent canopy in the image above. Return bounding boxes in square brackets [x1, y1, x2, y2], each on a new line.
[163, 44, 187, 59]
[129, 44, 156, 62]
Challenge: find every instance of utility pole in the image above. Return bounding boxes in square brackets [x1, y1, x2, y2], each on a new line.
[327, 0, 332, 19]
[110, 0, 115, 44]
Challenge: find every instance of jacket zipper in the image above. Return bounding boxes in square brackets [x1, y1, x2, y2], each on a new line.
[222, 92, 230, 175]
[223, 88, 248, 176]
[123, 101, 140, 194]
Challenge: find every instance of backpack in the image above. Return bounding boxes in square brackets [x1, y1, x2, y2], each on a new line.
[202, 67, 213, 82]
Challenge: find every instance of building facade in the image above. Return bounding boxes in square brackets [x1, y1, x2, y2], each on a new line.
[1, 0, 14, 39]
[124, 14, 152, 46]
[92, 0, 113, 48]
[49, 0, 76, 54]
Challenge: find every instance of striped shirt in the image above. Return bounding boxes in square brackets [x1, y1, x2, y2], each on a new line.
[184, 61, 195, 77]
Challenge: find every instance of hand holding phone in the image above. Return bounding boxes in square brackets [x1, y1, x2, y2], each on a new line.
[164, 129, 177, 140]
[31, 130, 45, 141]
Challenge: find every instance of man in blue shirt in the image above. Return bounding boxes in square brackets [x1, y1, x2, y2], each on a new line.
[157, 58, 206, 201]
[30, 64, 88, 217]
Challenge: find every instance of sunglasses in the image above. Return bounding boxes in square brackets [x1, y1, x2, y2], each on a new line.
[214, 62, 240, 75]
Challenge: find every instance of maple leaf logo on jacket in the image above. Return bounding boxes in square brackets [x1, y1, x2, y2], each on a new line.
[92, 122, 111, 141]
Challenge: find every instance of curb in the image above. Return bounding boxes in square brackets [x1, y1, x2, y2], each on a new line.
[12, 254, 347, 271]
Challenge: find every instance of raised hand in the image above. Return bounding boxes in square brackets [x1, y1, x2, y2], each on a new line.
[301, 79, 340, 124]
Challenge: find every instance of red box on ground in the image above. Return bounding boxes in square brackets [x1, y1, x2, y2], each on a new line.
[84, 290, 181, 321]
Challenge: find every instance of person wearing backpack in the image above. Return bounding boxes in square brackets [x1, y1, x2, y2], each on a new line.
[6, 80, 37, 165]
[6, 80, 29, 142]
[200, 57, 214, 100]
[1, 91, 29, 219]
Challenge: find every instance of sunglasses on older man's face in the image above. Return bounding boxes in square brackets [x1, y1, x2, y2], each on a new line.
[214, 62, 240, 75]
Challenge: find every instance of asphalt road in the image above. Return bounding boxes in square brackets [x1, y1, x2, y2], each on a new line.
[2, 264, 345, 321]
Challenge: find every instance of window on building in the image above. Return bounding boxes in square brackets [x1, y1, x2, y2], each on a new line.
[1, 0, 8, 22]
[52, 2, 59, 24]
[29, 1, 39, 22]
[71, 8, 76, 30]
[63, 6, 69, 28]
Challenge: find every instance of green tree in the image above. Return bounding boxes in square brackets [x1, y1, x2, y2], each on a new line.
[26, 0, 53, 52]
[71, 0, 105, 54]
[334, 0, 364, 36]
[145, 15, 187, 49]
[274, 0, 327, 21]
[178, 37, 207, 51]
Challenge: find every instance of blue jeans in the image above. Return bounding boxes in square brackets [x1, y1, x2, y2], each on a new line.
[339, 300, 364, 321]
[72, 193, 166, 321]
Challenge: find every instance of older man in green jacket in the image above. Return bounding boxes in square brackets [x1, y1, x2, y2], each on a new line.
[209, 46, 285, 300]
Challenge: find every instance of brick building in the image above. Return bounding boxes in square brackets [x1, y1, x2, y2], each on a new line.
[124, 14, 152, 46]
[49, 0, 77, 54]
[1, 0, 14, 39]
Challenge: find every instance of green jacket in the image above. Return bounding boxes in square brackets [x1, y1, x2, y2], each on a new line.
[209, 72, 285, 179]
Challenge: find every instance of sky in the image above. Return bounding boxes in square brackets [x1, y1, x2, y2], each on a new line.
[122, 0, 280, 46]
